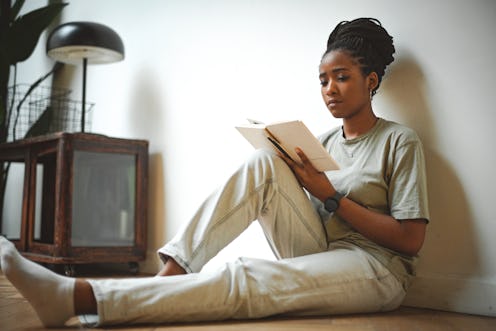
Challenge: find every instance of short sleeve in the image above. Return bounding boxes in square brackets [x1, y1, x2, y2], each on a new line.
[388, 135, 430, 222]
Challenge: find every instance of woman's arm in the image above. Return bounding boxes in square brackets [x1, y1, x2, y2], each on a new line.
[282, 148, 427, 256]
[337, 197, 427, 256]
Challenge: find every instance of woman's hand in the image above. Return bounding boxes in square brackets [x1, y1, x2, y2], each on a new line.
[279, 147, 335, 202]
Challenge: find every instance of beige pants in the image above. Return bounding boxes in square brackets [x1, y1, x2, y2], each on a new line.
[84, 150, 405, 325]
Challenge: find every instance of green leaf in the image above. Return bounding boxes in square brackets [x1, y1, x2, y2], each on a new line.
[11, 63, 60, 139]
[0, 97, 5, 127]
[7, 2, 67, 64]
[10, 0, 26, 21]
[0, 50, 8, 126]
[0, 48, 8, 93]
[24, 105, 53, 138]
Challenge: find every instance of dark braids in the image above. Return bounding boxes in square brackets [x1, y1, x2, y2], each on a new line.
[323, 18, 395, 96]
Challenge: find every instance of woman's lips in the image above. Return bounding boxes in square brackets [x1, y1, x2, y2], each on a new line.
[327, 99, 342, 107]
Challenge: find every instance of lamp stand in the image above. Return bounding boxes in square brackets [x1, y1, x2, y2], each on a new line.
[81, 57, 87, 132]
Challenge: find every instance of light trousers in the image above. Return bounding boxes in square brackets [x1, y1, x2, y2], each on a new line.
[85, 150, 405, 326]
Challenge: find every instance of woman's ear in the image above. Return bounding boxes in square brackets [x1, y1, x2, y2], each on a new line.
[367, 72, 379, 91]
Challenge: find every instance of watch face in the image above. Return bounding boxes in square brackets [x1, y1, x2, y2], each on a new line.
[325, 198, 338, 212]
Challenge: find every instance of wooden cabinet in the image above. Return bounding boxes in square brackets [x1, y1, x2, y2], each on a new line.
[0, 133, 148, 275]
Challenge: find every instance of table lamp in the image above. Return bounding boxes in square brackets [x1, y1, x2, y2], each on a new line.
[46, 22, 125, 132]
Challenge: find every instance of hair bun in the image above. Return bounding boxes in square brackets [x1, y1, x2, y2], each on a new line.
[324, 18, 395, 95]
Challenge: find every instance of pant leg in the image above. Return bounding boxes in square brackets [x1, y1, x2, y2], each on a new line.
[158, 149, 328, 272]
[84, 241, 405, 326]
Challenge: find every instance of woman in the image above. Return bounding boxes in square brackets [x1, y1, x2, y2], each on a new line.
[0, 18, 429, 327]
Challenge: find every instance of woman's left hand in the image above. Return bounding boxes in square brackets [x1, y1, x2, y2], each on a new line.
[280, 147, 335, 202]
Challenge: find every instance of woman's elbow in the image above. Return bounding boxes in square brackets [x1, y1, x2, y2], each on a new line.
[400, 219, 428, 256]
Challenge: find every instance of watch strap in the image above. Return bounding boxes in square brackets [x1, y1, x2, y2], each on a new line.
[331, 191, 344, 203]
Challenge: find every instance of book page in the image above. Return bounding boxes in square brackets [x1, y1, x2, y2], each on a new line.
[236, 120, 339, 172]
[235, 124, 273, 150]
[266, 121, 339, 171]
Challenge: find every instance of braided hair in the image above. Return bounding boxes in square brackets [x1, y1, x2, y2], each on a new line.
[323, 18, 395, 96]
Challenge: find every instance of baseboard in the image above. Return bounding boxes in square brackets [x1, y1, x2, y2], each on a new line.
[403, 273, 496, 317]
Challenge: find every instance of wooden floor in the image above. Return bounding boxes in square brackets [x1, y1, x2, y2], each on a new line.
[1, 270, 495, 331]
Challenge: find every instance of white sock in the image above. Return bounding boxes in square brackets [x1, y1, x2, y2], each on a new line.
[0, 236, 76, 327]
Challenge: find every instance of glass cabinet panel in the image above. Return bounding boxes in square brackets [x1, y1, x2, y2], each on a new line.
[71, 151, 136, 247]
[1, 162, 25, 239]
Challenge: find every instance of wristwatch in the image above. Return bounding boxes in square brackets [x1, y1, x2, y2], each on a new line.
[324, 191, 344, 213]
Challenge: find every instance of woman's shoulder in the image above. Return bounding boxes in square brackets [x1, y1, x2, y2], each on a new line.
[317, 118, 422, 146]
[318, 125, 342, 144]
[378, 118, 422, 145]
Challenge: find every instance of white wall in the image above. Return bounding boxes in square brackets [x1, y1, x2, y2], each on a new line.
[13, 0, 496, 317]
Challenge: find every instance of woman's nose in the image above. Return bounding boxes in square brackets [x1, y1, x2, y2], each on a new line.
[324, 80, 337, 95]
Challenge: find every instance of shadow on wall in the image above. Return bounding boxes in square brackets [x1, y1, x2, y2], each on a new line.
[128, 69, 168, 273]
[144, 152, 166, 272]
[379, 56, 481, 296]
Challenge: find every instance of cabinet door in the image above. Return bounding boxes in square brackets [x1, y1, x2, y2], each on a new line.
[71, 151, 136, 247]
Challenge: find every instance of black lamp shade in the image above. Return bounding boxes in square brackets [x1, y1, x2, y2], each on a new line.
[46, 22, 124, 65]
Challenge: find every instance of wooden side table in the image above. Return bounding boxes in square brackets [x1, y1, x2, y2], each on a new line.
[0, 133, 148, 275]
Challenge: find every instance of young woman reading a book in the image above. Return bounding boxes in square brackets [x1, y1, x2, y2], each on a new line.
[1, 18, 429, 327]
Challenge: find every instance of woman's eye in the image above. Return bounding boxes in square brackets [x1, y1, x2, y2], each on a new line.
[320, 80, 328, 87]
[337, 75, 349, 81]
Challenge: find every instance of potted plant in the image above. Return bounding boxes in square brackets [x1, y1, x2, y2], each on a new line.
[0, 0, 67, 231]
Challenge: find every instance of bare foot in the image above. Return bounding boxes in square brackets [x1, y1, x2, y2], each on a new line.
[156, 257, 187, 276]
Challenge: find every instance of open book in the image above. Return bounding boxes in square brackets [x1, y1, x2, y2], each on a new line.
[235, 119, 339, 172]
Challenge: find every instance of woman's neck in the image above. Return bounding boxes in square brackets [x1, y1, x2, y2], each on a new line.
[342, 110, 378, 139]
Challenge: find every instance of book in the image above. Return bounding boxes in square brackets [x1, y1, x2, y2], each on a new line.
[235, 119, 339, 172]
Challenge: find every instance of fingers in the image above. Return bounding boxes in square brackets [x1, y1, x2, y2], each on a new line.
[295, 147, 311, 166]
[277, 147, 314, 174]
[296, 148, 321, 174]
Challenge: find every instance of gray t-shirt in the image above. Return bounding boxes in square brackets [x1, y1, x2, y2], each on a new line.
[312, 118, 430, 289]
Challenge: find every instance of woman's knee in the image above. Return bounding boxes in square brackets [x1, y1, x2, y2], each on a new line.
[248, 149, 277, 163]
[246, 149, 291, 175]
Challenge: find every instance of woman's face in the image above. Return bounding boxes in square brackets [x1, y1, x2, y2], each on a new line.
[318, 50, 376, 120]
